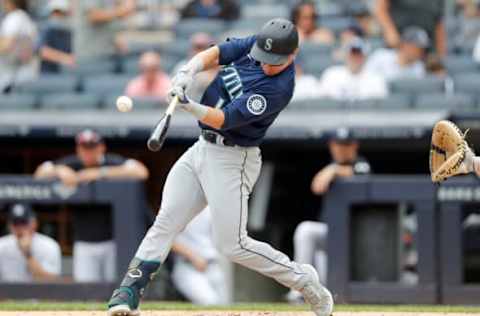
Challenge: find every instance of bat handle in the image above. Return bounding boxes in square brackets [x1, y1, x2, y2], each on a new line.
[166, 96, 179, 115]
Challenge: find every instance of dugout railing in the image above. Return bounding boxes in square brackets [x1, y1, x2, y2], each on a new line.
[0, 176, 149, 300]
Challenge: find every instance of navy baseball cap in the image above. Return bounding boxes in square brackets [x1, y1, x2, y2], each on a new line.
[76, 129, 103, 147]
[346, 37, 368, 55]
[402, 26, 430, 49]
[250, 18, 299, 65]
[8, 204, 35, 225]
[329, 127, 356, 144]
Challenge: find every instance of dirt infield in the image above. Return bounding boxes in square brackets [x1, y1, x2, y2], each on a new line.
[0, 312, 478, 316]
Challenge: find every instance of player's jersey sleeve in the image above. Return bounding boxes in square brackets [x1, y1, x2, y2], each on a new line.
[218, 36, 256, 66]
[220, 90, 291, 131]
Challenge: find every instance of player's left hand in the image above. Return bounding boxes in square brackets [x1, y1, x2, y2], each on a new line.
[168, 69, 194, 102]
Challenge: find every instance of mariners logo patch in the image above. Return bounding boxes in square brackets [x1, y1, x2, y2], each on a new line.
[246, 94, 267, 115]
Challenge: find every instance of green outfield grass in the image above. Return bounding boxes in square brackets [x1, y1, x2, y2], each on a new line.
[0, 302, 479, 313]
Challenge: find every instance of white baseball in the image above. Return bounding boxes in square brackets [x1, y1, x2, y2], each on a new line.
[116, 96, 133, 112]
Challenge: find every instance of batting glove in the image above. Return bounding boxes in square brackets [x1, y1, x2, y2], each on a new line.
[168, 68, 194, 101]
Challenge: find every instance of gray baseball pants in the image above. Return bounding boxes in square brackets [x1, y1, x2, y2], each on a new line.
[135, 137, 307, 290]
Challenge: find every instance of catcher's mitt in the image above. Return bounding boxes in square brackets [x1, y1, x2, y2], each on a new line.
[430, 120, 474, 182]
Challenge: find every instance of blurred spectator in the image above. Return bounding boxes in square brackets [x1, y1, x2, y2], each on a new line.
[456, 0, 480, 48]
[37, 0, 74, 74]
[172, 32, 218, 101]
[34, 129, 149, 282]
[292, 63, 320, 101]
[181, 0, 240, 20]
[317, 37, 388, 101]
[290, 0, 335, 44]
[374, 0, 446, 56]
[0, 204, 61, 282]
[348, 2, 380, 38]
[286, 128, 371, 303]
[171, 208, 228, 305]
[365, 27, 428, 81]
[125, 51, 171, 100]
[73, 0, 136, 60]
[0, 0, 38, 92]
[333, 24, 364, 62]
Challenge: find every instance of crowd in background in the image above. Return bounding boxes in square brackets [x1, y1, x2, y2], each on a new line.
[2, 0, 480, 106]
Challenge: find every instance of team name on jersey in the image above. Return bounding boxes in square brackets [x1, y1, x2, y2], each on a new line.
[219, 65, 243, 107]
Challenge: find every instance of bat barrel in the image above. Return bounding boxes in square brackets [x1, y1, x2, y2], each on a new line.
[147, 138, 162, 152]
[147, 96, 178, 152]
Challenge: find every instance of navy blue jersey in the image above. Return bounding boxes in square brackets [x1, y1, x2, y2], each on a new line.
[199, 36, 295, 147]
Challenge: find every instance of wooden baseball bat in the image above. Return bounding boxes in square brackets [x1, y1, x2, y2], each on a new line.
[147, 96, 179, 152]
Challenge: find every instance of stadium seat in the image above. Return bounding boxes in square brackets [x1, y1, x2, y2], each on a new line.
[103, 94, 166, 110]
[40, 93, 100, 110]
[444, 55, 478, 75]
[175, 18, 227, 39]
[346, 98, 381, 109]
[390, 76, 445, 96]
[83, 75, 131, 97]
[157, 40, 191, 61]
[454, 73, 480, 96]
[303, 56, 339, 77]
[13, 74, 78, 95]
[230, 18, 270, 33]
[290, 98, 344, 111]
[128, 42, 164, 56]
[414, 93, 475, 110]
[123, 55, 180, 75]
[242, 4, 288, 19]
[457, 38, 477, 55]
[318, 16, 354, 34]
[62, 58, 116, 76]
[299, 42, 333, 57]
[378, 93, 412, 109]
[0, 94, 37, 110]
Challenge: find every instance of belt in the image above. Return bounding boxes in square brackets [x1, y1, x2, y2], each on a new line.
[201, 130, 235, 147]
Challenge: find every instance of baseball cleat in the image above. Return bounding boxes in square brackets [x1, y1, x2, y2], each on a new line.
[108, 287, 140, 316]
[299, 264, 334, 316]
[107, 304, 139, 316]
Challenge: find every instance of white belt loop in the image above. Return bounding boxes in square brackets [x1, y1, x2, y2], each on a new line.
[216, 133, 225, 145]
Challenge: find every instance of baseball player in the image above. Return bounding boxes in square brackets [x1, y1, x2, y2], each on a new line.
[108, 18, 333, 316]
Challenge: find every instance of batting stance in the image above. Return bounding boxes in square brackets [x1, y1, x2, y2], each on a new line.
[108, 18, 333, 316]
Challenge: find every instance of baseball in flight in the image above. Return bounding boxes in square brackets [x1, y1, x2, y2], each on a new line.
[116, 96, 133, 112]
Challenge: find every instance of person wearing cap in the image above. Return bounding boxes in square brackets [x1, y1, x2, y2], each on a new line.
[34, 129, 149, 283]
[107, 18, 333, 316]
[317, 37, 388, 101]
[365, 26, 428, 82]
[125, 51, 171, 100]
[0, 204, 61, 282]
[37, 0, 74, 74]
[286, 128, 371, 303]
[374, 0, 445, 56]
[171, 32, 218, 101]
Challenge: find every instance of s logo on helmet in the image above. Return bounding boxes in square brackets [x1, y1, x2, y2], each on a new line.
[247, 94, 267, 116]
[264, 38, 273, 51]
